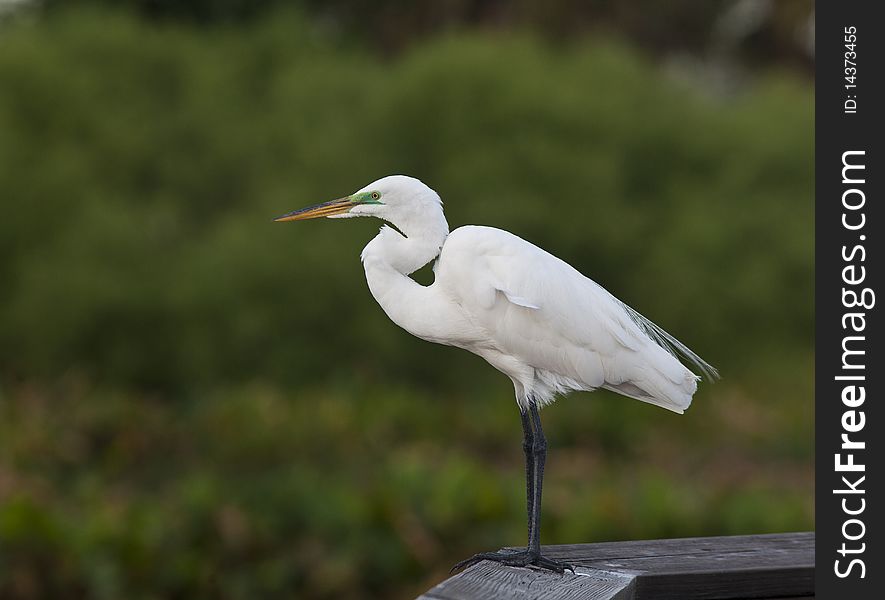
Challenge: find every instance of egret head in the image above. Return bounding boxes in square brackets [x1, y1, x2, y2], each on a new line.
[274, 175, 443, 228]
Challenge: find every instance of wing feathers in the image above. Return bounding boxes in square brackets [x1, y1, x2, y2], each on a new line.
[437, 226, 716, 409]
[617, 300, 720, 382]
[498, 289, 540, 310]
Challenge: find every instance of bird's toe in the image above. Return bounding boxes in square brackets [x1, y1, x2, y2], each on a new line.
[451, 549, 573, 574]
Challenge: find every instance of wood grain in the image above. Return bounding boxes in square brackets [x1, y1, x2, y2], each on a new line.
[418, 532, 814, 600]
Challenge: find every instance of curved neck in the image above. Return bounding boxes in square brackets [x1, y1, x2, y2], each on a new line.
[359, 211, 450, 336]
[361, 210, 449, 276]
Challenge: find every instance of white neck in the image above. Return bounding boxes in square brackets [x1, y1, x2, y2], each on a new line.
[359, 208, 450, 337]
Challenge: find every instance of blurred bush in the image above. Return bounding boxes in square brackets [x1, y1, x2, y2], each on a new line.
[0, 8, 812, 600]
[33, 0, 814, 72]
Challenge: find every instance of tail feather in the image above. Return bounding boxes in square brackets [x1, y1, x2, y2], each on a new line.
[604, 372, 696, 414]
[603, 340, 701, 413]
[617, 301, 719, 382]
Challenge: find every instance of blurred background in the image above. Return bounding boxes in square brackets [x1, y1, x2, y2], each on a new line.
[0, 1, 813, 598]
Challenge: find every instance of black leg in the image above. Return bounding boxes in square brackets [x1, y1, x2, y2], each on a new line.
[527, 401, 546, 554]
[451, 399, 574, 574]
[520, 408, 535, 541]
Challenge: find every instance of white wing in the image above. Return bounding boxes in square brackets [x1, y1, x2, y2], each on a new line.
[436, 226, 717, 413]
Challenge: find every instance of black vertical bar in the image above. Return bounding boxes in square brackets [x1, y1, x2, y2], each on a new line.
[816, 1, 883, 598]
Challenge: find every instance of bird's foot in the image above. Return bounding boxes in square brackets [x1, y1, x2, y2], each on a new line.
[451, 548, 574, 574]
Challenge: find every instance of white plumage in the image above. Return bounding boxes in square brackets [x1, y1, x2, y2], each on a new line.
[276, 174, 717, 572]
[338, 176, 717, 413]
[436, 225, 716, 412]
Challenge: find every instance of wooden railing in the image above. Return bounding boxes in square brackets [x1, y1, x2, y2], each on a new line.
[419, 532, 814, 599]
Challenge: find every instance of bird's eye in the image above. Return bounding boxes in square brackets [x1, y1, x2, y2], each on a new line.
[371, 192, 380, 200]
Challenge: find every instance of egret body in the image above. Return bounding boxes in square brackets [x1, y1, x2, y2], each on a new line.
[276, 175, 717, 572]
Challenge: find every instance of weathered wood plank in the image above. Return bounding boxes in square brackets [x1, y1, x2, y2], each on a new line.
[419, 532, 814, 600]
[420, 564, 635, 600]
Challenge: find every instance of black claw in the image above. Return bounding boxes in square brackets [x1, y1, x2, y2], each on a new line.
[451, 549, 574, 574]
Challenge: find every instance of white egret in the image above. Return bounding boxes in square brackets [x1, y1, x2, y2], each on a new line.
[275, 175, 717, 573]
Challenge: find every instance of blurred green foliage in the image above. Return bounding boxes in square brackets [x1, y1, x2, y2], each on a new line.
[33, 0, 814, 72]
[0, 8, 812, 600]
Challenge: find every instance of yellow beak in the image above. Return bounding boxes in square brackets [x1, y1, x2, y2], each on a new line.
[274, 197, 355, 222]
